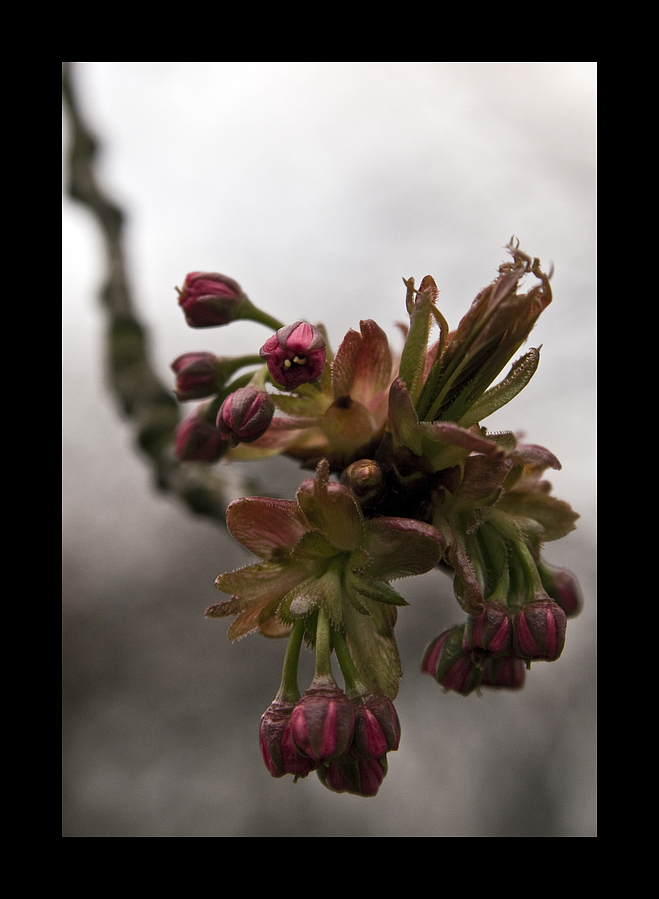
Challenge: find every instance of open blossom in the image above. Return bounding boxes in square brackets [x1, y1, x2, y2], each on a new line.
[229, 319, 397, 470]
[260, 321, 326, 389]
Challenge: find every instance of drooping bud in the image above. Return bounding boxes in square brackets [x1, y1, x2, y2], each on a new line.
[513, 600, 567, 662]
[260, 321, 326, 389]
[171, 352, 222, 401]
[463, 601, 512, 657]
[538, 561, 583, 618]
[351, 693, 400, 760]
[176, 272, 246, 328]
[420, 625, 483, 695]
[216, 387, 275, 446]
[290, 685, 355, 762]
[317, 752, 388, 797]
[259, 700, 317, 780]
[480, 655, 526, 689]
[174, 404, 228, 462]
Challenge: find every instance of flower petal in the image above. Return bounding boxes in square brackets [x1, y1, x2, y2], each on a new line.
[332, 320, 393, 405]
[226, 496, 310, 558]
[361, 517, 446, 580]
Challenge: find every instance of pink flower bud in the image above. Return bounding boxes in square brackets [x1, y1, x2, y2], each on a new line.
[290, 686, 355, 762]
[317, 752, 387, 797]
[259, 701, 317, 780]
[480, 655, 526, 689]
[513, 600, 567, 662]
[539, 563, 583, 618]
[351, 694, 400, 760]
[463, 601, 512, 657]
[176, 272, 246, 328]
[260, 321, 326, 389]
[174, 404, 228, 462]
[420, 626, 483, 695]
[216, 387, 275, 446]
[171, 352, 222, 401]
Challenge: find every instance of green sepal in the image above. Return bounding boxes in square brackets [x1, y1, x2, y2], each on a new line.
[343, 597, 402, 700]
[278, 565, 344, 626]
[345, 569, 410, 607]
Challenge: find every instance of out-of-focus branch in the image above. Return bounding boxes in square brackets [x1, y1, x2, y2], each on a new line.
[62, 62, 231, 525]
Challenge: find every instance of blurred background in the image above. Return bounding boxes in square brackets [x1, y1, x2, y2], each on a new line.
[62, 62, 596, 837]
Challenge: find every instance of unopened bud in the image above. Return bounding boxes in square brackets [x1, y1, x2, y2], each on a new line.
[480, 655, 526, 689]
[290, 686, 355, 762]
[176, 272, 246, 328]
[216, 387, 275, 446]
[463, 601, 512, 657]
[513, 600, 567, 662]
[171, 351, 222, 401]
[351, 693, 400, 760]
[174, 404, 228, 462]
[259, 701, 317, 780]
[421, 625, 483, 695]
[539, 562, 583, 618]
[317, 753, 387, 797]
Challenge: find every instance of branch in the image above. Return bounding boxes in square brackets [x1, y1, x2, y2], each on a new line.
[62, 62, 231, 526]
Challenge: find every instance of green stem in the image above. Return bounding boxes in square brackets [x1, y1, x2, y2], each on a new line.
[489, 511, 547, 608]
[312, 607, 337, 688]
[333, 630, 369, 698]
[275, 618, 305, 704]
[477, 522, 510, 604]
[240, 297, 285, 331]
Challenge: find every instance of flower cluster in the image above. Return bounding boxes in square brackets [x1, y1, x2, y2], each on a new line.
[170, 240, 581, 797]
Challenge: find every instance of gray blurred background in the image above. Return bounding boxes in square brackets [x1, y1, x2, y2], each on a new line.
[62, 62, 596, 837]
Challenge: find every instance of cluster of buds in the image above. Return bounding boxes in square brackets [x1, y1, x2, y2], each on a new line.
[170, 240, 582, 797]
[260, 686, 401, 797]
[258, 607, 401, 796]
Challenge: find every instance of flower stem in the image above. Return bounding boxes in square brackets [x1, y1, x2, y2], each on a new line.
[333, 630, 369, 698]
[489, 510, 548, 608]
[240, 298, 285, 332]
[312, 607, 337, 689]
[275, 618, 305, 704]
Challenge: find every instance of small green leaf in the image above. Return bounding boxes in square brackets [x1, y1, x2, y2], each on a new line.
[398, 276, 439, 405]
[457, 348, 540, 428]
